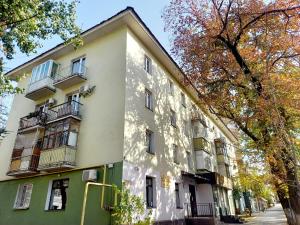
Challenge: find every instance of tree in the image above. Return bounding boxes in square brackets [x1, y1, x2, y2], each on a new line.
[0, 0, 81, 92]
[163, 0, 300, 224]
[112, 185, 152, 225]
[0, 0, 81, 133]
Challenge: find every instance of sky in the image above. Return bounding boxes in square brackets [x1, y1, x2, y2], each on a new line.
[4, 0, 172, 71]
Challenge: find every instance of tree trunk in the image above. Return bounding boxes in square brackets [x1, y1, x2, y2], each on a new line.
[286, 169, 300, 225]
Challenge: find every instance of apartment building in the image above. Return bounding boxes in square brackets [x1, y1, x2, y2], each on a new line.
[0, 7, 239, 225]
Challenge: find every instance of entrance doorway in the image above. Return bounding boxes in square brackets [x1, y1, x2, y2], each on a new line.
[189, 184, 197, 217]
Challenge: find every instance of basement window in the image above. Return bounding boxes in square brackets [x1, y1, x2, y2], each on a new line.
[46, 179, 69, 210]
[14, 183, 33, 209]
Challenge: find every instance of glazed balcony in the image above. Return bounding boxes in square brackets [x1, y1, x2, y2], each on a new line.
[7, 146, 41, 176]
[18, 112, 47, 133]
[214, 138, 230, 165]
[38, 146, 76, 171]
[25, 77, 56, 100]
[47, 100, 82, 122]
[53, 64, 87, 89]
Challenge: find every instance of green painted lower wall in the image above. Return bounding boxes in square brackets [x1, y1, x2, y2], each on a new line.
[0, 162, 123, 225]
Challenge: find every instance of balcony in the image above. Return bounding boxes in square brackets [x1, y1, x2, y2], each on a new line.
[38, 119, 79, 171]
[214, 138, 230, 165]
[196, 172, 233, 189]
[7, 146, 40, 176]
[38, 146, 76, 171]
[25, 60, 58, 101]
[18, 112, 47, 133]
[217, 154, 230, 165]
[25, 77, 56, 100]
[47, 100, 82, 122]
[53, 65, 87, 89]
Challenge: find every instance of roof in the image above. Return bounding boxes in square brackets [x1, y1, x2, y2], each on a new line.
[6, 7, 238, 143]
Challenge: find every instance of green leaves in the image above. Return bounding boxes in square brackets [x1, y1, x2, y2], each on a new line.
[112, 184, 152, 225]
[0, 0, 81, 74]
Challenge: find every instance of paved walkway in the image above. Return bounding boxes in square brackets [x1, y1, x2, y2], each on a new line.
[246, 204, 287, 225]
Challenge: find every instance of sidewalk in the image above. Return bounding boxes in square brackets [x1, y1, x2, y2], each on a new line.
[226, 204, 287, 225]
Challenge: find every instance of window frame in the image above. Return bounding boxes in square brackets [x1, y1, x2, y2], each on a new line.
[144, 55, 152, 74]
[71, 56, 86, 75]
[186, 151, 193, 170]
[181, 92, 186, 107]
[173, 144, 179, 164]
[14, 183, 33, 210]
[175, 183, 182, 209]
[46, 178, 69, 211]
[145, 89, 153, 111]
[168, 79, 174, 96]
[146, 176, 156, 208]
[145, 129, 154, 154]
[170, 109, 177, 127]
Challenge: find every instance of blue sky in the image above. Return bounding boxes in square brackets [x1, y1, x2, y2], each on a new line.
[4, 0, 171, 71]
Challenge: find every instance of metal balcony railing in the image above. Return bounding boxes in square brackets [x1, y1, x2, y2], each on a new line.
[7, 154, 40, 174]
[47, 100, 82, 121]
[185, 203, 214, 217]
[38, 146, 76, 170]
[54, 65, 87, 83]
[18, 112, 47, 131]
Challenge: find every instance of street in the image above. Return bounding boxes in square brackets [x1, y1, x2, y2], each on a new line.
[238, 204, 288, 225]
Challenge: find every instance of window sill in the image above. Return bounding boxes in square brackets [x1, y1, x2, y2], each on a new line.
[45, 209, 66, 212]
[176, 207, 184, 209]
[171, 124, 177, 128]
[147, 206, 156, 209]
[145, 106, 154, 112]
[146, 151, 155, 156]
[14, 207, 29, 210]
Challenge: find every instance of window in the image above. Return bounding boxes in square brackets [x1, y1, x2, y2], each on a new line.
[146, 176, 155, 208]
[42, 119, 80, 150]
[225, 164, 231, 178]
[173, 144, 179, 164]
[184, 120, 189, 137]
[146, 129, 154, 154]
[71, 57, 86, 75]
[175, 183, 182, 208]
[169, 80, 174, 95]
[14, 184, 33, 209]
[30, 60, 58, 83]
[144, 55, 152, 74]
[187, 151, 192, 169]
[170, 109, 177, 127]
[181, 92, 186, 107]
[47, 179, 69, 210]
[145, 89, 153, 111]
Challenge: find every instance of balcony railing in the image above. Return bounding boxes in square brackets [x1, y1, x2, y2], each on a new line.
[25, 77, 56, 100]
[18, 112, 47, 132]
[47, 100, 82, 122]
[185, 203, 214, 217]
[53, 65, 87, 89]
[38, 146, 76, 171]
[7, 153, 40, 176]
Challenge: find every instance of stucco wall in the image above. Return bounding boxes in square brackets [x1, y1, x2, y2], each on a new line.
[0, 162, 123, 225]
[0, 27, 127, 180]
[122, 28, 238, 221]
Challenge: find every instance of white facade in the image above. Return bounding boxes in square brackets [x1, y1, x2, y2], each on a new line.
[1, 8, 239, 223]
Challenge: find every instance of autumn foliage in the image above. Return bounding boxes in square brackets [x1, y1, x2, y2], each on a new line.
[163, 0, 300, 224]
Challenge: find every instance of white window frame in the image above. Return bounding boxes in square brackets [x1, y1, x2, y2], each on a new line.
[145, 89, 153, 111]
[173, 144, 179, 164]
[144, 55, 152, 74]
[181, 92, 186, 107]
[146, 129, 154, 154]
[169, 79, 174, 95]
[170, 109, 177, 127]
[14, 183, 33, 209]
[71, 56, 86, 75]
